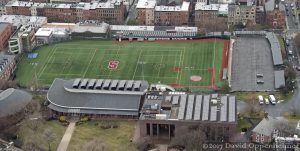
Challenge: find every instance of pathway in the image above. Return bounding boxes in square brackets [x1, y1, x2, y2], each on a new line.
[56, 122, 76, 151]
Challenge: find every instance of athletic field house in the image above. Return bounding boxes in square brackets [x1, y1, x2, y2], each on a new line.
[47, 77, 237, 141]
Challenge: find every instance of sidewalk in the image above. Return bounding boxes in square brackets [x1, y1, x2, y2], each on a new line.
[56, 122, 76, 151]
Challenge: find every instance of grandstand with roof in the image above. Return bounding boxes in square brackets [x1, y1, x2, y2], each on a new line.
[110, 25, 198, 39]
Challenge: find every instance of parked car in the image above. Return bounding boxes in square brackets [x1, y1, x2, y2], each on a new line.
[296, 66, 300, 71]
[265, 98, 270, 104]
[256, 74, 263, 78]
[257, 80, 264, 84]
[258, 95, 264, 105]
[269, 95, 276, 105]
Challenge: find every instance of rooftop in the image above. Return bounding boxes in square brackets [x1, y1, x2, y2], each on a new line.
[0, 23, 10, 33]
[72, 20, 109, 33]
[136, 0, 156, 9]
[155, 1, 190, 11]
[0, 15, 47, 28]
[0, 88, 32, 118]
[195, 2, 228, 14]
[140, 93, 237, 122]
[35, 28, 53, 37]
[47, 78, 149, 116]
[6, 0, 124, 9]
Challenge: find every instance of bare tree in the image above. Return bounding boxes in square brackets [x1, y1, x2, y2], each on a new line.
[135, 136, 151, 151]
[0, 79, 17, 90]
[294, 33, 300, 54]
[25, 119, 41, 132]
[43, 128, 56, 151]
[170, 126, 207, 151]
[275, 121, 297, 136]
[245, 96, 263, 117]
[81, 139, 107, 151]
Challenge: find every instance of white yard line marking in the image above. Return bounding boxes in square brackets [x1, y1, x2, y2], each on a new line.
[82, 49, 97, 78]
[132, 49, 143, 80]
[38, 45, 58, 78]
[179, 47, 186, 84]
[156, 56, 164, 78]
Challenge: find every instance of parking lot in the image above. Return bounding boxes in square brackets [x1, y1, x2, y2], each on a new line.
[231, 36, 275, 91]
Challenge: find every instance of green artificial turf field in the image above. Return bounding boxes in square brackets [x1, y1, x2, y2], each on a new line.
[16, 40, 225, 89]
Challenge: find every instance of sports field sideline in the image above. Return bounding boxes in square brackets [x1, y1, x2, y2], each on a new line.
[16, 39, 228, 89]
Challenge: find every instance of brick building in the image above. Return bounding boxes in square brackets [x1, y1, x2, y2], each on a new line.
[228, 4, 256, 26]
[0, 23, 12, 52]
[0, 55, 15, 81]
[154, 1, 190, 26]
[139, 93, 237, 141]
[265, 0, 285, 28]
[0, 0, 11, 16]
[6, 1, 126, 24]
[136, 0, 190, 26]
[194, 3, 228, 27]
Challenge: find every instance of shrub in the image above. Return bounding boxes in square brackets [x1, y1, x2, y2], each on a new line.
[100, 121, 111, 129]
[80, 116, 89, 122]
[59, 116, 66, 122]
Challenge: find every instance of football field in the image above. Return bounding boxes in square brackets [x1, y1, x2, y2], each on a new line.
[16, 40, 227, 89]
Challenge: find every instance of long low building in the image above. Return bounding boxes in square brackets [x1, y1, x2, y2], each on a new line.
[47, 78, 149, 118]
[139, 93, 237, 141]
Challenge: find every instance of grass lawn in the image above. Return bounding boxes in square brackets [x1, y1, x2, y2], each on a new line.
[67, 120, 137, 151]
[276, 35, 286, 59]
[234, 91, 293, 102]
[16, 40, 226, 89]
[17, 120, 66, 150]
[281, 112, 300, 122]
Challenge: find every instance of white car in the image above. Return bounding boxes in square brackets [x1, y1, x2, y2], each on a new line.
[265, 98, 270, 104]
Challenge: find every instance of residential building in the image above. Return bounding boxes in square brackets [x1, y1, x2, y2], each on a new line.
[139, 93, 237, 141]
[256, 6, 265, 24]
[9, 25, 37, 54]
[194, 3, 228, 27]
[5, 1, 126, 24]
[0, 23, 12, 52]
[136, 0, 156, 25]
[265, 0, 285, 28]
[0, 0, 11, 16]
[0, 55, 16, 81]
[251, 116, 291, 144]
[154, 1, 190, 26]
[136, 0, 190, 26]
[0, 15, 47, 31]
[228, 4, 256, 26]
[47, 78, 149, 118]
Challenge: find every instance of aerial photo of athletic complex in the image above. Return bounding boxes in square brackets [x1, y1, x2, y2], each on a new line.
[16, 39, 229, 89]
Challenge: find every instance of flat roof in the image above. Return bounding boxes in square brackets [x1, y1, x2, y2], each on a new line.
[6, 0, 123, 9]
[195, 2, 228, 14]
[47, 78, 148, 116]
[155, 1, 190, 12]
[35, 28, 52, 37]
[0, 15, 47, 28]
[136, 0, 156, 9]
[0, 23, 10, 33]
[274, 70, 285, 89]
[140, 93, 237, 123]
[266, 32, 283, 65]
[72, 21, 109, 33]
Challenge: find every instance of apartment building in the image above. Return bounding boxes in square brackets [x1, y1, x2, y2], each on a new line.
[6, 1, 126, 24]
[265, 0, 285, 28]
[0, 23, 12, 52]
[136, 0, 156, 25]
[0, 55, 15, 81]
[9, 25, 36, 54]
[154, 1, 190, 26]
[228, 4, 256, 26]
[0, 0, 11, 16]
[195, 3, 228, 27]
[136, 0, 190, 26]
